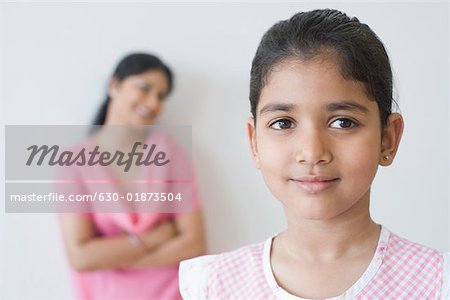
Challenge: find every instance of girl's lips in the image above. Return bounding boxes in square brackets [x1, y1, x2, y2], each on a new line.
[291, 176, 340, 194]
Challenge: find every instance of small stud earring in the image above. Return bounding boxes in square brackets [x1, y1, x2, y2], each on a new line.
[382, 155, 390, 161]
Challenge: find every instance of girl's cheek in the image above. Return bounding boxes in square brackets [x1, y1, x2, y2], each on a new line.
[259, 146, 290, 170]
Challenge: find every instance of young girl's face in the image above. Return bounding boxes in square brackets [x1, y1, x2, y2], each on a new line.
[248, 57, 400, 221]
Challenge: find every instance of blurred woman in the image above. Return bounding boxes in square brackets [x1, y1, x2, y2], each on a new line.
[59, 53, 206, 300]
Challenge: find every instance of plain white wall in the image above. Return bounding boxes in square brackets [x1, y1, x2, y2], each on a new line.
[1, 2, 448, 299]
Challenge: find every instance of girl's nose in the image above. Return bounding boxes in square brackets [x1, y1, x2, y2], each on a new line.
[294, 128, 333, 165]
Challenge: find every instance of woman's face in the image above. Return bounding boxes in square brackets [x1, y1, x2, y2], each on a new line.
[247, 57, 402, 221]
[106, 69, 170, 125]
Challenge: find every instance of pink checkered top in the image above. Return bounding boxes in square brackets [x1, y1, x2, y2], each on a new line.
[179, 226, 450, 299]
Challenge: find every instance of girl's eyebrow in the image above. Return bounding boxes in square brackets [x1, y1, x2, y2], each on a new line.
[258, 101, 369, 115]
[259, 103, 295, 115]
[326, 101, 369, 114]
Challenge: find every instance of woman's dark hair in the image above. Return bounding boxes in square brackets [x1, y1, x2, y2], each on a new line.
[250, 9, 394, 127]
[92, 53, 173, 125]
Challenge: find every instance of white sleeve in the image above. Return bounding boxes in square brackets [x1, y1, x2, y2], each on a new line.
[442, 252, 450, 300]
[179, 255, 216, 300]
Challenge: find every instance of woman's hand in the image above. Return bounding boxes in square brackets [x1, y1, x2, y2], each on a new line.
[139, 220, 177, 250]
[59, 212, 204, 270]
[128, 211, 206, 268]
[59, 214, 149, 271]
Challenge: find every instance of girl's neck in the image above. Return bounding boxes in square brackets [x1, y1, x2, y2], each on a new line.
[282, 199, 380, 263]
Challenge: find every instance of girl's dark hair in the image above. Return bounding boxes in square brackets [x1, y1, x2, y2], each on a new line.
[250, 9, 394, 127]
[92, 53, 173, 125]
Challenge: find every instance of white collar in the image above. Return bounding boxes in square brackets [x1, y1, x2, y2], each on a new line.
[262, 225, 390, 300]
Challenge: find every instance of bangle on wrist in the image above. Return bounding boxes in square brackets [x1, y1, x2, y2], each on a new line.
[127, 232, 142, 248]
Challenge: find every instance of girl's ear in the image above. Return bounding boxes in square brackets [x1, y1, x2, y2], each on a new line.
[247, 117, 260, 169]
[380, 113, 404, 166]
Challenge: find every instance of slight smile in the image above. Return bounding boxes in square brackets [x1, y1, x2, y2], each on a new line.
[290, 176, 340, 194]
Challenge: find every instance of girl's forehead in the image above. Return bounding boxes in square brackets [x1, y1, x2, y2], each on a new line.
[259, 58, 375, 110]
[267, 57, 345, 86]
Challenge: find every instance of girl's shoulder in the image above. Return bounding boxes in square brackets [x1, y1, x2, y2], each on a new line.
[444, 252, 450, 300]
[382, 227, 450, 299]
[179, 254, 216, 299]
[386, 228, 446, 262]
[179, 240, 271, 299]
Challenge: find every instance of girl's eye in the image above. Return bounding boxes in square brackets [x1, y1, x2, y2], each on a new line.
[330, 118, 358, 129]
[270, 119, 295, 130]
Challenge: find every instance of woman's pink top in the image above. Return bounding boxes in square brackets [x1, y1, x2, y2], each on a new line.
[70, 211, 199, 300]
[57, 131, 200, 300]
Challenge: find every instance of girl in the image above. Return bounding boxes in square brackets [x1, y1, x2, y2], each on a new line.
[59, 53, 206, 300]
[179, 9, 449, 299]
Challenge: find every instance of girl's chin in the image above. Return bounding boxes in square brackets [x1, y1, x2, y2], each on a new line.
[285, 201, 349, 221]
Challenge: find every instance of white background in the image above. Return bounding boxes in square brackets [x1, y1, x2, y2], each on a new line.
[1, 2, 449, 299]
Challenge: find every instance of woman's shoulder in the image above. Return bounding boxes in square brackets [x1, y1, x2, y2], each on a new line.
[179, 240, 269, 299]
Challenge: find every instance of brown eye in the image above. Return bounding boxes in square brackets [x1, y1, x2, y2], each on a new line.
[140, 85, 150, 93]
[136, 82, 150, 93]
[270, 119, 294, 130]
[330, 118, 358, 129]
